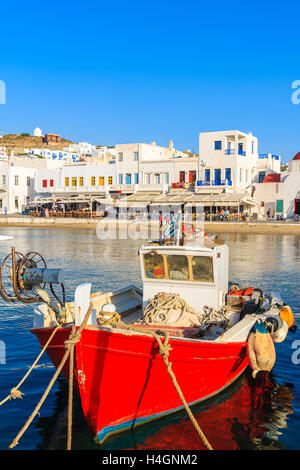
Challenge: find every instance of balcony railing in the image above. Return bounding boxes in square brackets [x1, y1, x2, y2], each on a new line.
[197, 180, 232, 187]
[259, 154, 280, 160]
[225, 148, 246, 156]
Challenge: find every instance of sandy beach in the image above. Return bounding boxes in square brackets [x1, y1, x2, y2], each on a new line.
[0, 216, 300, 235]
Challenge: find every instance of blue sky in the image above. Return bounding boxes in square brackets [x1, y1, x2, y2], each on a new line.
[0, 0, 300, 162]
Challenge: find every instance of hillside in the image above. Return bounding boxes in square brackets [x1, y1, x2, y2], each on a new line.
[0, 134, 74, 154]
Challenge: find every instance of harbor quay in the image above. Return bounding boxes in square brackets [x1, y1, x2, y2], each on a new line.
[0, 213, 299, 236]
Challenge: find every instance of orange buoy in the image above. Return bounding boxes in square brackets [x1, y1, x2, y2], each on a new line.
[280, 306, 294, 329]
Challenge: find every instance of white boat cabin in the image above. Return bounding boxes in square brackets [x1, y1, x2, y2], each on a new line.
[139, 242, 229, 314]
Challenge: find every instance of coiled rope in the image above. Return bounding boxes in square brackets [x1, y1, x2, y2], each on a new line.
[98, 310, 214, 450]
[141, 292, 230, 332]
[141, 292, 203, 325]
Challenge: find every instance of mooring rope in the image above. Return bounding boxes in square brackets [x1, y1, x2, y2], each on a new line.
[5, 301, 213, 451]
[0, 323, 62, 408]
[98, 310, 214, 450]
[65, 325, 76, 451]
[7, 306, 93, 450]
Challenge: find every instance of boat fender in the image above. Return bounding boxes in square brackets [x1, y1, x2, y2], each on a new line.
[271, 319, 289, 343]
[247, 320, 276, 379]
[264, 315, 283, 334]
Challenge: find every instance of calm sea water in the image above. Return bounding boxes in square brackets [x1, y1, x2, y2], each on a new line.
[0, 227, 299, 450]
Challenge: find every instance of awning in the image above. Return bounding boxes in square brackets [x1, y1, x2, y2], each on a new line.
[150, 193, 194, 205]
[185, 193, 260, 207]
[124, 192, 160, 203]
[93, 198, 115, 205]
[33, 197, 92, 204]
[150, 202, 183, 207]
[115, 201, 148, 208]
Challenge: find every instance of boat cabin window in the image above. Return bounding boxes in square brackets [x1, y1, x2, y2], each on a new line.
[191, 256, 214, 282]
[167, 255, 189, 280]
[143, 253, 165, 279]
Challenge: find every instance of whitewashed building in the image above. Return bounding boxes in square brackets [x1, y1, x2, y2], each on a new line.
[90, 146, 116, 161]
[0, 162, 36, 214]
[35, 162, 117, 195]
[63, 142, 96, 156]
[115, 141, 191, 188]
[253, 152, 300, 218]
[254, 153, 281, 183]
[28, 148, 80, 163]
[0, 147, 7, 159]
[198, 130, 259, 192]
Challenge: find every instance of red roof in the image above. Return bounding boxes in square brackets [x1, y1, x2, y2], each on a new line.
[293, 152, 300, 160]
[263, 173, 281, 183]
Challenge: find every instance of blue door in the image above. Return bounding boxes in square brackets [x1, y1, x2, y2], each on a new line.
[125, 173, 132, 184]
[225, 168, 231, 182]
[205, 169, 210, 182]
[214, 169, 221, 185]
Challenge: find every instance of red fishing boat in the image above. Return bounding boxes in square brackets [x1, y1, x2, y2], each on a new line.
[32, 315, 249, 444]
[0, 229, 296, 446]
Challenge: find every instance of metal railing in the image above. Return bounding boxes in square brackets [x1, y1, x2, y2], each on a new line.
[197, 180, 232, 187]
[225, 148, 246, 156]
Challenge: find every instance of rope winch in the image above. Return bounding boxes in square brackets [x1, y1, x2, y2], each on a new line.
[0, 246, 65, 315]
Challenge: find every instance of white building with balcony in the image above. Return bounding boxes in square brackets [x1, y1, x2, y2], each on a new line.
[198, 130, 258, 192]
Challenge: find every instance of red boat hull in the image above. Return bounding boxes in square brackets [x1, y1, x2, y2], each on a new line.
[31, 326, 249, 445]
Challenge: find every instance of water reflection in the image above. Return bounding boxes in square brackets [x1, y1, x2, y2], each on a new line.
[33, 370, 295, 451]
